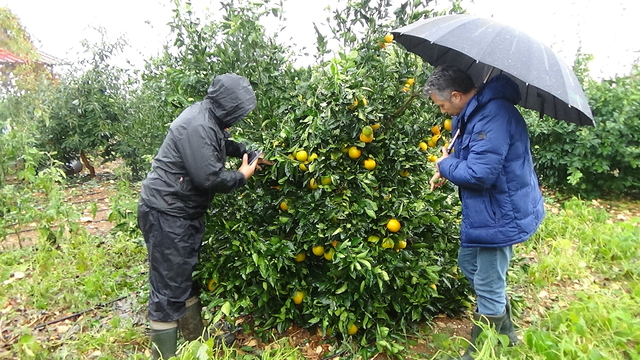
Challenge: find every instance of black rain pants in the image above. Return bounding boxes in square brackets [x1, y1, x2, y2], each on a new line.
[138, 202, 204, 322]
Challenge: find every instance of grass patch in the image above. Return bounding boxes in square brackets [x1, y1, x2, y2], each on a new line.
[2, 179, 639, 360]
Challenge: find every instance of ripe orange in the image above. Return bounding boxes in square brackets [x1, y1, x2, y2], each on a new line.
[370, 123, 381, 130]
[387, 219, 401, 232]
[431, 125, 441, 135]
[308, 178, 318, 190]
[401, 86, 411, 92]
[331, 240, 339, 247]
[295, 150, 308, 162]
[348, 146, 361, 159]
[312, 245, 325, 256]
[279, 201, 289, 211]
[294, 253, 306, 262]
[384, 33, 393, 43]
[347, 323, 358, 335]
[429, 284, 437, 291]
[406, 78, 415, 86]
[309, 153, 318, 161]
[418, 142, 428, 151]
[428, 154, 438, 162]
[299, 163, 308, 171]
[363, 158, 376, 170]
[293, 291, 304, 305]
[396, 239, 407, 249]
[427, 139, 436, 148]
[443, 118, 453, 131]
[359, 133, 374, 143]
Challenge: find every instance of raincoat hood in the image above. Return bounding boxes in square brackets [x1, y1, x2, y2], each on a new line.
[205, 73, 257, 128]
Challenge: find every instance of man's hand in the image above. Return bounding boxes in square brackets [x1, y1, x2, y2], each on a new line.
[430, 172, 447, 191]
[430, 146, 450, 191]
[238, 153, 259, 179]
[436, 146, 450, 164]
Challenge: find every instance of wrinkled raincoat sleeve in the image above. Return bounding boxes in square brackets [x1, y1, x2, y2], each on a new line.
[225, 139, 247, 158]
[178, 123, 246, 193]
[438, 107, 511, 190]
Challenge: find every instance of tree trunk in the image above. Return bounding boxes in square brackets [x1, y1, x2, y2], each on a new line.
[79, 150, 96, 178]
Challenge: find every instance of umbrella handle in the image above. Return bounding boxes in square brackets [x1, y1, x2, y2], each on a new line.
[447, 129, 460, 152]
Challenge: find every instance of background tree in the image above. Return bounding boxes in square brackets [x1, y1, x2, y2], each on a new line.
[38, 34, 131, 177]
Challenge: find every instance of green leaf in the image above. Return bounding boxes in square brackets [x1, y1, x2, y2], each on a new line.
[335, 284, 348, 294]
[365, 209, 376, 218]
[220, 301, 231, 316]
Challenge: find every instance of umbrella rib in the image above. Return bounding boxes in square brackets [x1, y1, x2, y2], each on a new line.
[432, 45, 451, 64]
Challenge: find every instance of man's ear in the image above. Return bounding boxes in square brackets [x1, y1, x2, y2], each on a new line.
[450, 91, 462, 103]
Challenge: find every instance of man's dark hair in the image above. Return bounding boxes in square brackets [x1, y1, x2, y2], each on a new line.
[423, 65, 476, 101]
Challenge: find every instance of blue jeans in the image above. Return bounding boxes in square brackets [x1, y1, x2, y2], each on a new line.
[458, 246, 513, 316]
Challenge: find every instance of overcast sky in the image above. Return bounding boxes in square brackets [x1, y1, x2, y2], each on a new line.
[2, 0, 639, 79]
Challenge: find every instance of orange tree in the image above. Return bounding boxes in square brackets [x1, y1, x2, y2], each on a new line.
[149, 0, 474, 353]
[126, 0, 468, 354]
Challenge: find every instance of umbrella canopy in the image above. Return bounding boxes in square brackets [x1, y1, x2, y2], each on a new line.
[391, 14, 594, 126]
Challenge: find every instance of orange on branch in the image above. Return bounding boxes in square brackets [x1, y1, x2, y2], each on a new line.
[387, 219, 401, 232]
[348, 146, 361, 159]
[359, 133, 374, 143]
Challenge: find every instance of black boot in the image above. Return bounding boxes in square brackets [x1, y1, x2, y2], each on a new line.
[150, 327, 178, 360]
[500, 301, 519, 346]
[178, 299, 205, 341]
[208, 320, 236, 347]
[461, 311, 507, 360]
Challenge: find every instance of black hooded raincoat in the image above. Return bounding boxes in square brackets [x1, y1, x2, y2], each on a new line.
[138, 74, 256, 322]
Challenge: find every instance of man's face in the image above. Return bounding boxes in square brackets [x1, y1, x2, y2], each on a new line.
[430, 92, 464, 116]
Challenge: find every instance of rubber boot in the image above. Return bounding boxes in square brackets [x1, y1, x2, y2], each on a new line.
[500, 301, 519, 346]
[150, 326, 178, 360]
[461, 310, 507, 360]
[178, 297, 236, 347]
[178, 297, 205, 341]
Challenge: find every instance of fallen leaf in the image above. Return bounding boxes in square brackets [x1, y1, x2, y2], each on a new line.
[245, 339, 258, 347]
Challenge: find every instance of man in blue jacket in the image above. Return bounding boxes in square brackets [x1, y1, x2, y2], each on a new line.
[425, 65, 545, 358]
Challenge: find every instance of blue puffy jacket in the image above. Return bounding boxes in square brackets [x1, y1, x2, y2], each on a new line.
[438, 74, 545, 248]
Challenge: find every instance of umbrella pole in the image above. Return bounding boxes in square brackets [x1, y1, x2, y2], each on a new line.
[483, 66, 495, 83]
[447, 129, 460, 152]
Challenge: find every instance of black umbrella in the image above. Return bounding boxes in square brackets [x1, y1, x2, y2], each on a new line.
[391, 14, 594, 126]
